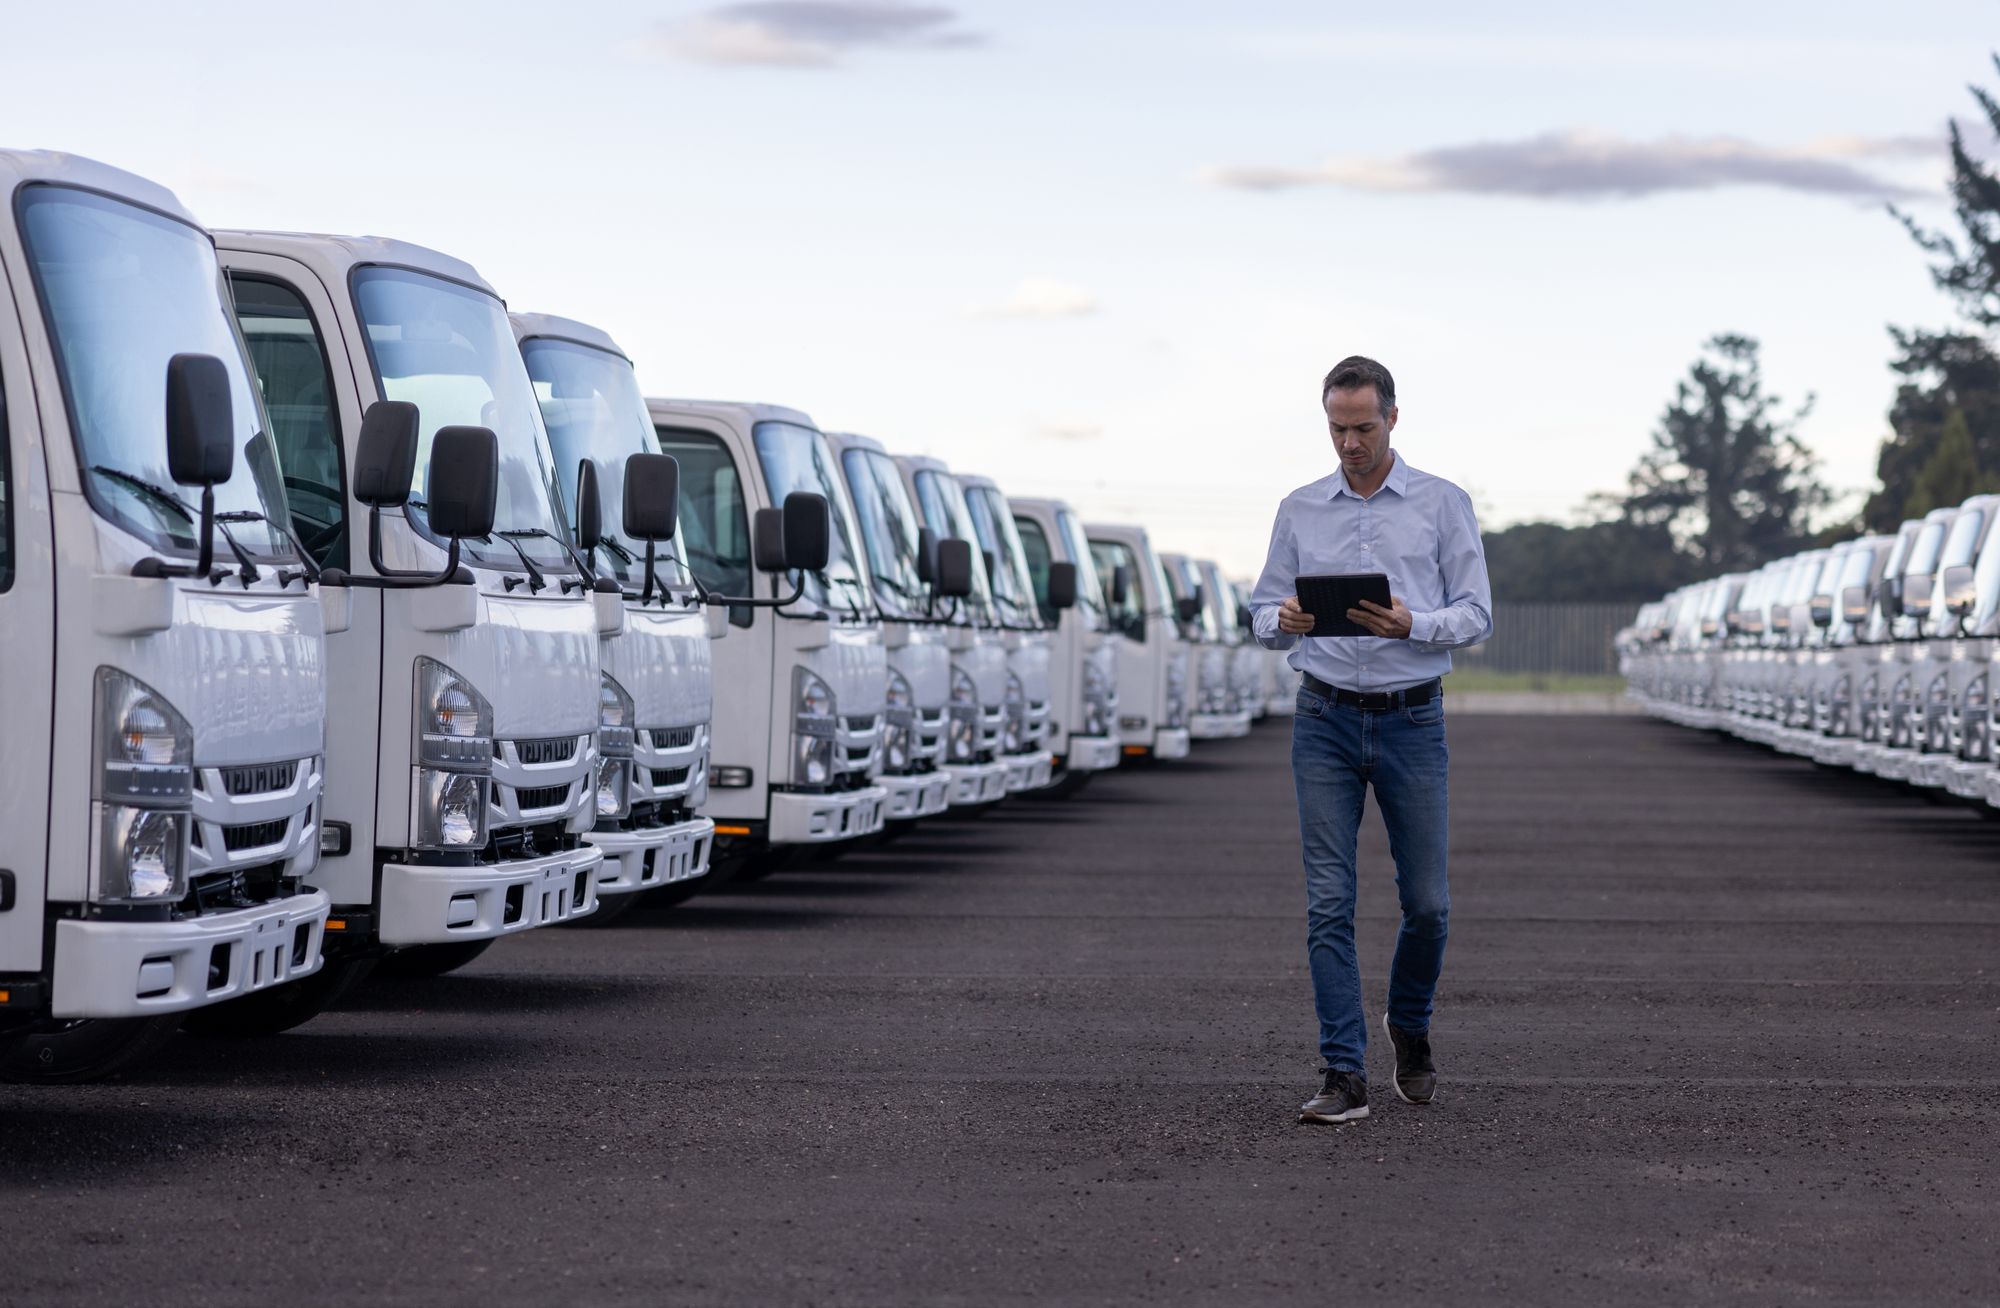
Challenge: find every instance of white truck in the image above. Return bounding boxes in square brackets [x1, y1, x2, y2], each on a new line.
[1200, 560, 1264, 731]
[1868, 506, 1958, 780]
[0, 151, 330, 1080]
[512, 314, 716, 917]
[1010, 496, 1122, 790]
[1843, 519, 1923, 772]
[1085, 522, 1192, 761]
[826, 432, 960, 825]
[959, 473, 1058, 793]
[648, 400, 888, 875]
[896, 455, 1016, 806]
[1162, 551, 1247, 740]
[207, 231, 605, 1024]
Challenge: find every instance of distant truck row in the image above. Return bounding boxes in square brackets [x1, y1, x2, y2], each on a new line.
[0, 150, 1297, 1082]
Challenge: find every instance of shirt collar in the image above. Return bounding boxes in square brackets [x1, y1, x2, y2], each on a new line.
[1331, 450, 1410, 501]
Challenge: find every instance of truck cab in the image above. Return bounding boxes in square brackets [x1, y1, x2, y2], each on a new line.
[1768, 548, 1830, 753]
[1162, 551, 1247, 740]
[512, 314, 716, 912]
[1906, 495, 2000, 789]
[0, 151, 330, 1080]
[1801, 538, 1891, 767]
[215, 231, 604, 1015]
[1010, 496, 1122, 787]
[958, 473, 1058, 793]
[650, 400, 889, 866]
[896, 455, 1015, 806]
[1847, 519, 1923, 774]
[1086, 522, 1191, 761]
[1869, 506, 1957, 780]
[826, 431, 956, 825]
[1200, 561, 1263, 732]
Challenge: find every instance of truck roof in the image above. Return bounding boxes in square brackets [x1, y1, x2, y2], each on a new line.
[211, 230, 497, 297]
[822, 431, 888, 456]
[509, 311, 629, 360]
[1007, 496, 1073, 518]
[646, 397, 818, 430]
[0, 149, 198, 226]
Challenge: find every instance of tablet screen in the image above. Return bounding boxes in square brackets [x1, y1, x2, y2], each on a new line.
[1296, 573, 1392, 637]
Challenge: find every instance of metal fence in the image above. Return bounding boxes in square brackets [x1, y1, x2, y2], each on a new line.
[1457, 602, 1638, 677]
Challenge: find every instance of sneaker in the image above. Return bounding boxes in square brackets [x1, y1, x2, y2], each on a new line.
[1298, 1069, 1369, 1124]
[1381, 1012, 1436, 1105]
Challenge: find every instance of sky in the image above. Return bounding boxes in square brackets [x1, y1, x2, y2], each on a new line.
[6, 0, 1996, 574]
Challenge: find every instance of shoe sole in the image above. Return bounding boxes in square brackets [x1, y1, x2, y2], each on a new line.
[1382, 1011, 1435, 1106]
[1298, 1105, 1369, 1124]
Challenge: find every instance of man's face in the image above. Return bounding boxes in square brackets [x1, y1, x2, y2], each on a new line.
[1324, 386, 1397, 480]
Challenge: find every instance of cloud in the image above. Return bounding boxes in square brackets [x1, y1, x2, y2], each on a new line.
[1205, 130, 1941, 203]
[650, 2, 982, 68]
[973, 278, 1099, 319]
[1032, 422, 1103, 442]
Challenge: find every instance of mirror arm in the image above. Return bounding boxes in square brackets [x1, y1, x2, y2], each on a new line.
[194, 484, 216, 581]
[703, 570, 809, 610]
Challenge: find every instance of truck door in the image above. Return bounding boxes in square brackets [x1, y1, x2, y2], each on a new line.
[0, 263, 55, 975]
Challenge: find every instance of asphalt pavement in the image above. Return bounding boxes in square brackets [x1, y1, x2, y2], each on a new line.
[4, 714, 1998, 1306]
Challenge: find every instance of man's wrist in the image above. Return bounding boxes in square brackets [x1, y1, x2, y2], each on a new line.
[1406, 611, 1435, 643]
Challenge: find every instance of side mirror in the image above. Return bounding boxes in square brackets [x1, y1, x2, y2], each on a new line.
[936, 537, 974, 598]
[1700, 618, 1719, 638]
[1942, 563, 1977, 616]
[782, 491, 831, 574]
[165, 353, 234, 488]
[353, 400, 421, 507]
[574, 459, 603, 556]
[752, 507, 787, 573]
[1841, 585, 1869, 625]
[622, 452, 679, 542]
[1809, 595, 1833, 629]
[425, 426, 498, 541]
[1875, 578, 1903, 620]
[1047, 561, 1078, 611]
[1236, 603, 1253, 632]
[1904, 572, 1936, 617]
[1174, 596, 1201, 623]
[1110, 564, 1130, 607]
[915, 526, 938, 585]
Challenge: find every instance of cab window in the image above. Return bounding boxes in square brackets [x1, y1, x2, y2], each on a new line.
[654, 426, 752, 601]
[229, 275, 347, 571]
[1090, 539, 1145, 642]
[1015, 514, 1056, 624]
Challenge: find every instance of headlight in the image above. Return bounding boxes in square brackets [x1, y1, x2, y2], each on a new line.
[793, 668, 837, 787]
[947, 712, 976, 761]
[796, 667, 835, 723]
[413, 769, 490, 849]
[795, 734, 835, 786]
[596, 757, 633, 818]
[949, 666, 977, 708]
[886, 670, 913, 710]
[884, 720, 911, 772]
[415, 657, 494, 771]
[598, 674, 636, 759]
[93, 669, 194, 902]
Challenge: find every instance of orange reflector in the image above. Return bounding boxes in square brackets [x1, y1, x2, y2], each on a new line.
[0, 990, 10, 1004]
[713, 825, 752, 836]
[1123, 746, 1149, 756]
[325, 919, 346, 931]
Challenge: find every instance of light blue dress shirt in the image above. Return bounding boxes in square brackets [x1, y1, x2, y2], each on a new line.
[1250, 452, 1494, 693]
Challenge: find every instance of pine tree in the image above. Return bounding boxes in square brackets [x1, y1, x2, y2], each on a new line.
[1905, 407, 1982, 518]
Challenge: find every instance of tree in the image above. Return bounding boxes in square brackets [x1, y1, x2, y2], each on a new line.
[1907, 407, 1981, 519]
[1619, 333, 1828, 573]
[1894, 54, 2000, 329]
[1481, 519, 1696, 604]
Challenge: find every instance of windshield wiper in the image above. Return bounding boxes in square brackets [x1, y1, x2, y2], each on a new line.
[500, 527, 600, 594]
[217, 510, 319, 585]
[93, 465, 260, 584]
[491, 530, 551, 593]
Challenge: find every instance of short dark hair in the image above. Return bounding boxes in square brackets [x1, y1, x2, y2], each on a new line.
[1322, 356, 1396, 418]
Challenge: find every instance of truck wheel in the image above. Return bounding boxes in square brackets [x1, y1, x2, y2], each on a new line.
[180, 957, 377, 1038]
[1042, 769, 1094, 800]
[560, 890, 638, 928]
[375, 939, 494, 979]
[0, 1016, 182, 1084]
[728, 846, 798, 882]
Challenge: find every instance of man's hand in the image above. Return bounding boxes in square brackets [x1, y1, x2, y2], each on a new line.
[1278, 596, 1315, 635]
[1347, 595, 1414, 639]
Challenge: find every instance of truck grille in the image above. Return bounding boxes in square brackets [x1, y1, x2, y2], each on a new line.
[651, 766, 690, 788]
[222, 819, 290, 852]
[844, 714, 878, 732]
[514, 783, 572, 811]
[221, 761, 298, 795]
[515, 737, 578, 765]
[650, 726, 698, 749]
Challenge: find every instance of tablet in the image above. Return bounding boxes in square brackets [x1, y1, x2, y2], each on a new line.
[1296, 573, 1392, 637]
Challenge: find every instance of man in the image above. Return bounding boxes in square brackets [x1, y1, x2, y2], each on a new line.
[1250, 355, 1492, 1125]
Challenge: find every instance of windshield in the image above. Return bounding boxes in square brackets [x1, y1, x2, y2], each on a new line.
[839, 447, 932, 619]
[912, 468, 996, 625]
[1833, 544, 1877, 638]
[352, 266, 569, 569]
[1164, 556, 1219, 640]
[17, 184, 293, 558]
[1906, 520, 1948, 578]
[963, 484, 1042, 629]
[520, 336, 690, 593]
[752, 421, 871, 616]
[1089, 537, 1145, 641]
[1055, 509, 1107, 623]
[1201, 562, 1243, 645]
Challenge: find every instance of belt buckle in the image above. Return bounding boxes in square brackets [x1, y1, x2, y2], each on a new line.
[1355, 691, 1392, 712]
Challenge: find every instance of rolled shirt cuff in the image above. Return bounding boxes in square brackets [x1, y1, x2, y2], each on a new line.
[1406, 610, 1437, 645]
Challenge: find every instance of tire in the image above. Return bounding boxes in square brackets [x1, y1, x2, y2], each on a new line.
[374, 939, 494, 979]
[728, 846, 798, 882]
[0, 1016, 182, 1084]
[1041, 769, 1094, 800]
[180, 956, 376, 1038]
[559, 889, 639, 928]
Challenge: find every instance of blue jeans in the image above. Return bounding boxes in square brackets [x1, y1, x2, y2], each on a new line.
[1291, 685, 1450, 1073]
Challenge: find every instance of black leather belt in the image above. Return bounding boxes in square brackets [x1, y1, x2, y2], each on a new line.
[1301, 672, 1440, 712]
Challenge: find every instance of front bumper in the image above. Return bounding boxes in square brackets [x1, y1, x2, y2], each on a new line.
[1876, 748, 1917, 782]
[1264, 694, 1297, 716]
[943, 760, 1010, 807]
[49, 890, 331, 1019]
[1189, 711, 1253, 740]
[378, 844, 602, 946]
[1153, 727, 1193, 760]
[882, 770, 951, 821]
[1002, 750, 1055, 793]
[1064, 734, 1121, 773]
[768, 785, 888, 844]
[1911, 752, 1956, 789]
[589, 815, 715, 895]
[1946, 758, 1991, 799]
